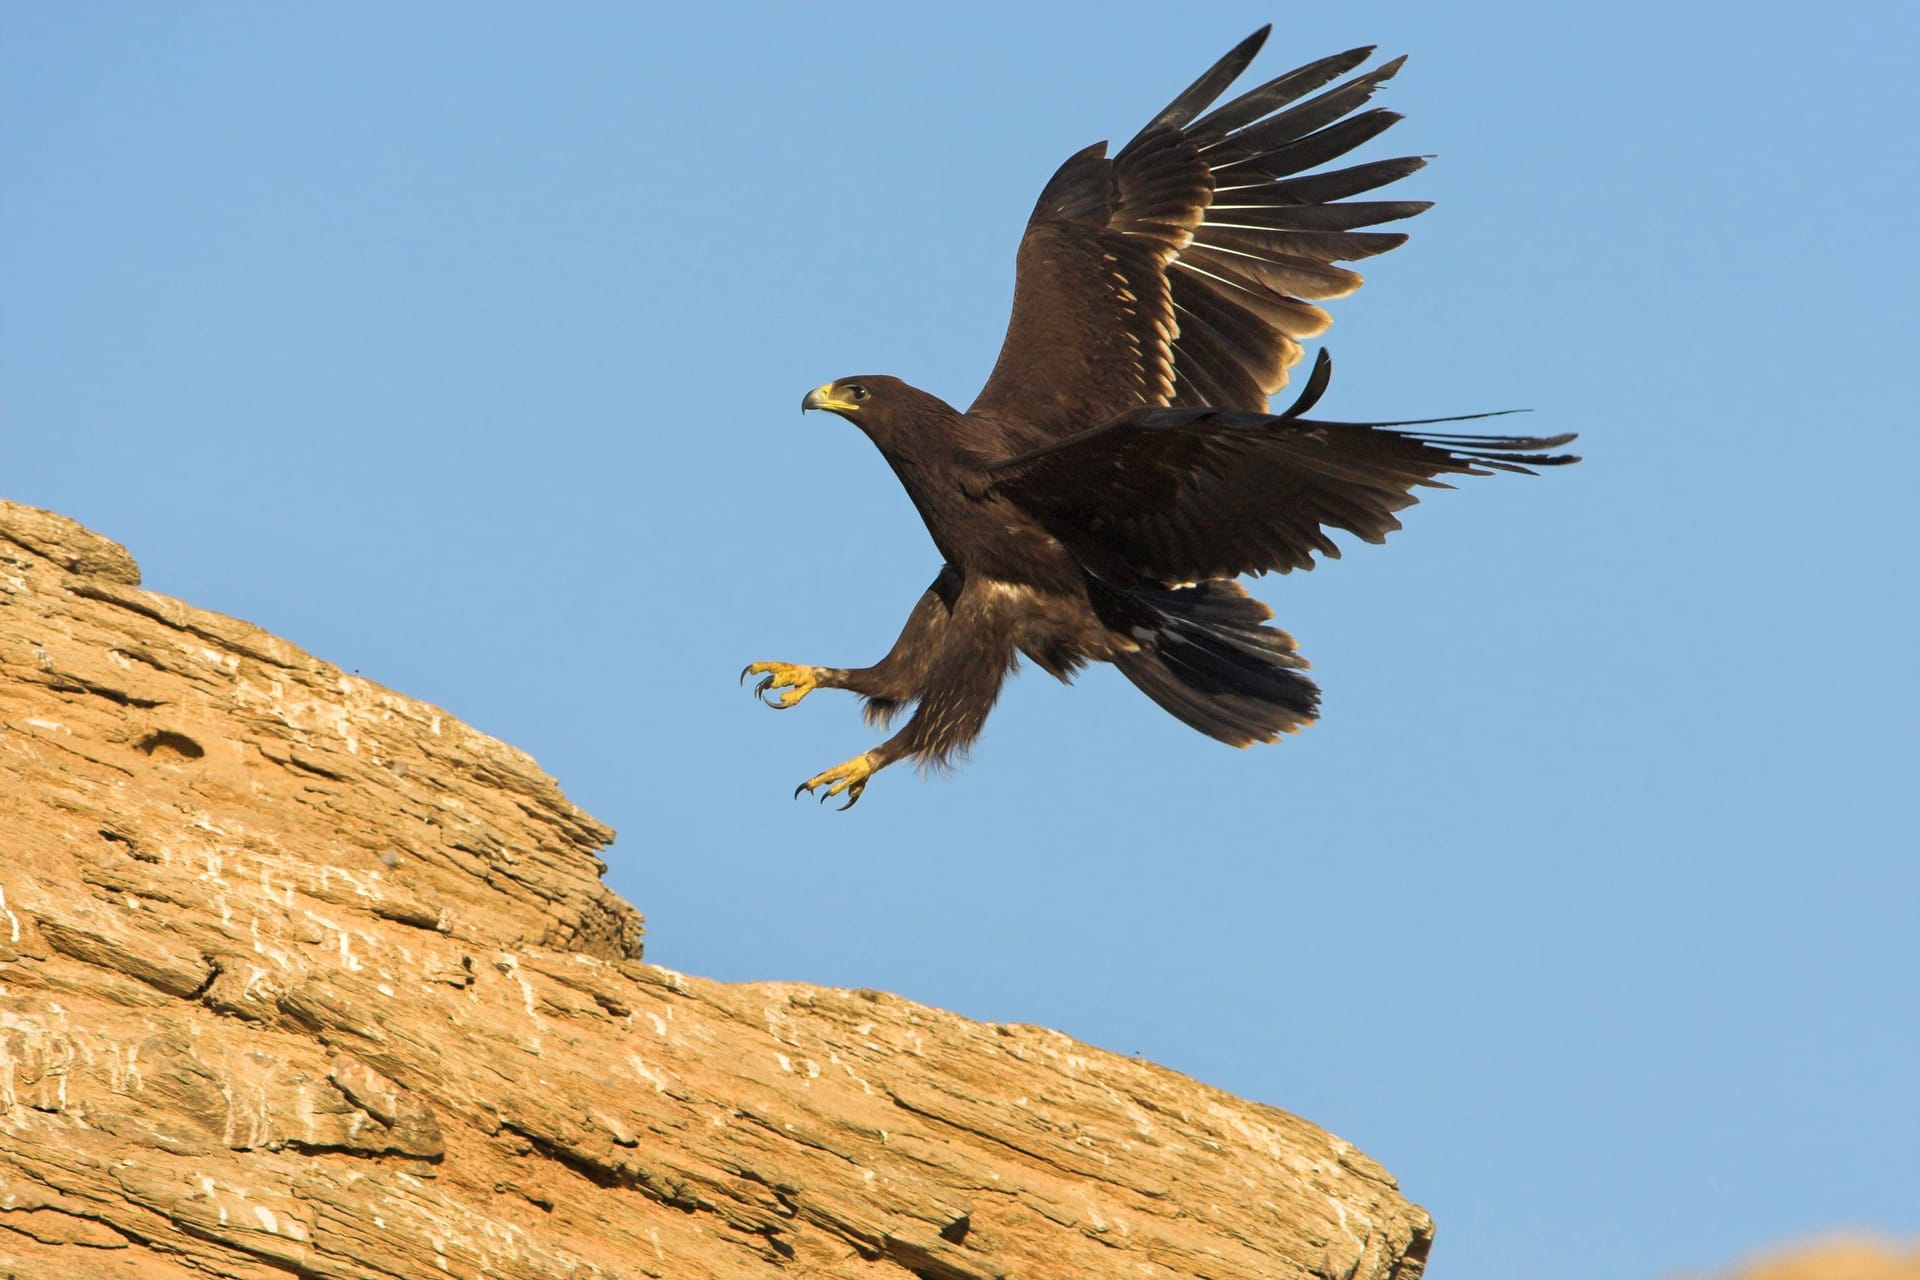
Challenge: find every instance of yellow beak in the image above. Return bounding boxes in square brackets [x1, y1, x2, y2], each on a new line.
[802, 383, 861, 414]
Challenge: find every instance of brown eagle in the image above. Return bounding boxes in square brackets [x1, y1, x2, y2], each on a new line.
[745, 26, 1577, 808]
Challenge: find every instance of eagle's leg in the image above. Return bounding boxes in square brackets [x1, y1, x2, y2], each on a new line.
[742, 568, 959, 717]
[795, 579, 1015, 810]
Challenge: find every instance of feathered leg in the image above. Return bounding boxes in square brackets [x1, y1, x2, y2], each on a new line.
[743, 567, 960, 719]
[795, 579, 1019, 809]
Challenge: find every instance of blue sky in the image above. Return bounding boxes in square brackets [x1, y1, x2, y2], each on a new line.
[5, 5, 1916, 1278]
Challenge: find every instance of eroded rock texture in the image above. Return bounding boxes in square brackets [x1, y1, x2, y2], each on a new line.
[0, 499, 1433, 1279]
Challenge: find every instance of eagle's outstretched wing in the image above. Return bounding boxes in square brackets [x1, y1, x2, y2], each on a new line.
[969, 27, 1429, 440]
[987, 351, 1581, 586]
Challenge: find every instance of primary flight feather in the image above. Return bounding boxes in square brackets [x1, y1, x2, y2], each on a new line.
[745, 26, 1577, 808]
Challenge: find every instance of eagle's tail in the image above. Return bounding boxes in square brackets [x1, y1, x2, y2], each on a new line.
[1111, 580, 1320, 747]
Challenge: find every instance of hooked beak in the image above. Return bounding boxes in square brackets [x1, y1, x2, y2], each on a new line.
[802, 383, 860, 414]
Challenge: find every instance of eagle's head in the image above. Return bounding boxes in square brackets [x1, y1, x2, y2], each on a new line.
[802, 375, 957, 451]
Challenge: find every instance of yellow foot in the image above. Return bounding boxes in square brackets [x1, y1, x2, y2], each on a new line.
[794, 752, 879, 810]
[740, 661, 819, 709]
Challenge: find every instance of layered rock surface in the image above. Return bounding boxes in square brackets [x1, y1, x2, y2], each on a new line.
[0, 499, 1433, 1279]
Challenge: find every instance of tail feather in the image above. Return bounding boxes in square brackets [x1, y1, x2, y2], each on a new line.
[1112, 580, 1320, 746]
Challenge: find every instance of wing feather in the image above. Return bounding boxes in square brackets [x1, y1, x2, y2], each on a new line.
[1200, 59, 1408, 164]
[987, 357, 1579, 585]
[1128, 25, 1274, 142]
[1180, 243, 1357, 303]
[1211, 110, 1409, 180]
[1185, 48, 1378, 146]
[1253, 155, 1430, 203]
[971, 33, 1429, 437]
[1204, 199, 1432, 231]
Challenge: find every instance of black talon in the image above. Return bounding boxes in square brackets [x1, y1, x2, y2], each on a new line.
[739, 664, 753, 686]
[793, 782, 807, 800]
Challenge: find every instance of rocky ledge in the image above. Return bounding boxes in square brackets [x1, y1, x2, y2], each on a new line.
[0, 499, 1432, 1279]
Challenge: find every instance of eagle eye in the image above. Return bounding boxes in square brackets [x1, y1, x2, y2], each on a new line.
[846, 383, 869, 402]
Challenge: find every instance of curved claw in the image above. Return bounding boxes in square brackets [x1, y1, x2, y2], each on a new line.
[793, 752, 877, 811]
[741, 661, 819, 710]
[754, 674, 797, 709]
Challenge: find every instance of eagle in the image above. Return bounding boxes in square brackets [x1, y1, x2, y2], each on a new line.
[744, 26, 1577, 808]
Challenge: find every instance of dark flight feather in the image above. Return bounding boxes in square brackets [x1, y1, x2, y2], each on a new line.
[1127, 25, 1274, 145]
[1202, 58, 1408, 165]
[1184, 47, 1377, 147]
[987, 352, 1579, 585]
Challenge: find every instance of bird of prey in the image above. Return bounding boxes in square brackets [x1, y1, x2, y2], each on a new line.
[744, 26, 1577, 808]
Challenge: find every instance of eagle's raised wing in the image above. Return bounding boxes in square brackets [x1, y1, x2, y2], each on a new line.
[969, 27, 1429, 441]
[987, 352, 1580, 586]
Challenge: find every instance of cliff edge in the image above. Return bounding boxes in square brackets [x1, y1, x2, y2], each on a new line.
[0, 499, 1433, 1280]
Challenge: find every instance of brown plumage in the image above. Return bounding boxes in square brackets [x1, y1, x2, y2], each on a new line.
[744, 26, 1578, 808]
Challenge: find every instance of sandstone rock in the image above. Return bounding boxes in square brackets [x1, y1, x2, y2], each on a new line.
[0, 499, 1434, 1279]
[1686, 1240, 1920, 1280]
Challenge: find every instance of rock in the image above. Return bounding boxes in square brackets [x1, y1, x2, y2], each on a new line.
[0, 498, 1434, 1279]
[1687, 1240, 1920, 1280]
